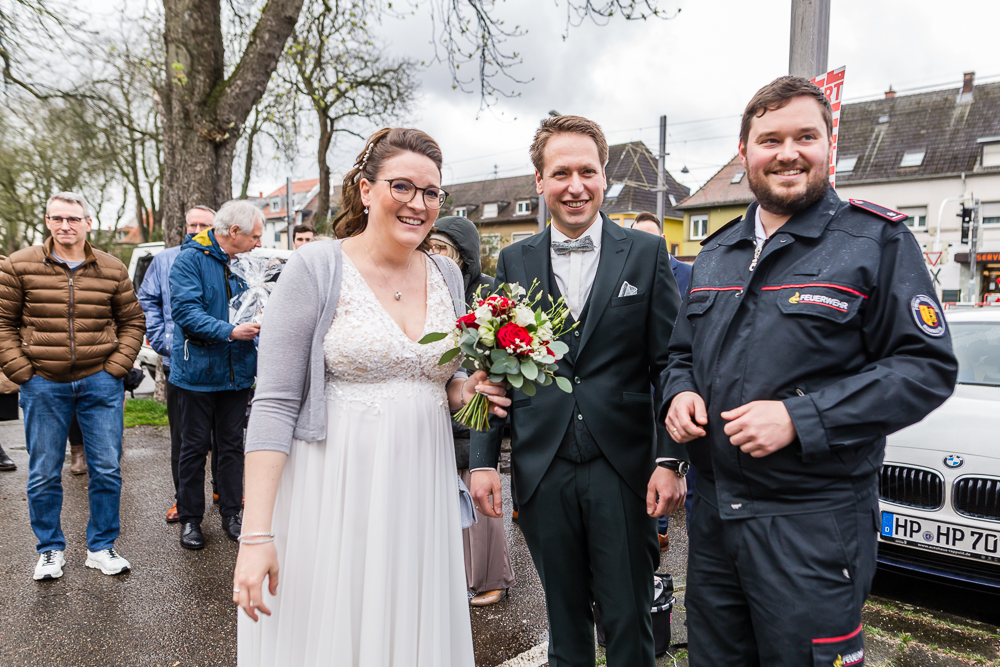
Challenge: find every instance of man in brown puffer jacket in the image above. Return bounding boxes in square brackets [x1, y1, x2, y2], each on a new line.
[0, 191, 145, 582]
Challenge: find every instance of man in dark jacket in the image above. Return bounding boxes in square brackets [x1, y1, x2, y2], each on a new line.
[137, 205, 216, 524]
[660, 77, 958, 666]
[169, 200, 262, 549]
[0, 192, 146, 581]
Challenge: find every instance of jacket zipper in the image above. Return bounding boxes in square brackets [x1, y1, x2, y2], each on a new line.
[224, 264, 235, 383]
[66, 268, 76, 371]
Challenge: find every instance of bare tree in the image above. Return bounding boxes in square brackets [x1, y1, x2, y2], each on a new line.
[236, 76, 301, 200]
[286, 0, 417, 227]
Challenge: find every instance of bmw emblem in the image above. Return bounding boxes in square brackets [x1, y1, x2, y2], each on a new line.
[944, 455, 964, 469]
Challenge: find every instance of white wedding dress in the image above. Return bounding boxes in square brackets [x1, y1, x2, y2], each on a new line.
[238, 254, 474, 666]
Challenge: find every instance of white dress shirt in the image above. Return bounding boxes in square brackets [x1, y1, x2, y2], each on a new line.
[550, 216, 603, 320]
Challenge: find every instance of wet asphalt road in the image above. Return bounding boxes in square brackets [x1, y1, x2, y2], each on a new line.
[0, 418, 691, 666]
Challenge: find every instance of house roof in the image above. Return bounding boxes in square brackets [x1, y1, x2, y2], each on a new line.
[676, 155, 754, 210]
[835, 80, 1000, 184]
[262, 179, 326, 221]
[444, 174, 539, 224]
[602, 142, 690, 219]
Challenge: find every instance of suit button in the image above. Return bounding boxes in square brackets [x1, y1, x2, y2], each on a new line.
[577, 414, 584, 421]
[574, 377, 581, 384]
[573, 331, 580, 337]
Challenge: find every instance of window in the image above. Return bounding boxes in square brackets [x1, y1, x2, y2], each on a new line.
[836, 155, 858, 173]
[606, 182, 625, 198]
[982, 202, 1000, 226]
[452, 207, 467, 218]
[690, 214, 709, 240]
[511, 231, 534, 244]
[983, 142, 1000, 168]
[670, 243, 679, 256]
[897, 206, 927, 230]
[482, 203, 498, 219]
[270, 197, 282, 211]
[900, 150, 925, 168]
[273, 224, 281, 243]
[730, 170, 745, 184]
[515, 200, 532, 215]
[668, 194, 677, 206]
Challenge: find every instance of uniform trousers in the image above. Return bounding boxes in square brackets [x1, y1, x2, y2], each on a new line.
[686, 490, 878, 667]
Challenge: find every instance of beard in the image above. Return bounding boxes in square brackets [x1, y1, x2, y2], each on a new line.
[747, 159, 830, 217]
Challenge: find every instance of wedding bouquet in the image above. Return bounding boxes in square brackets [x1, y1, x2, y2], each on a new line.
[419, 281, 576, 431]
[228, 254, 283, 325]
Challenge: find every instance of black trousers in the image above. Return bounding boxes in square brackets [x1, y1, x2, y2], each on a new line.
[686, 491, 878, 667]
[175, 386, 250, 524]
[518, 455, 658, 667]
[165, 372, 216, 497]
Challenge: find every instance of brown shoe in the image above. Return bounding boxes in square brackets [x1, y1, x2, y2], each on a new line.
[470, 589, 508, 607]
[166, 502, 180, 524]
[658, 533, 670, 551]
[70, 445, 86, 475]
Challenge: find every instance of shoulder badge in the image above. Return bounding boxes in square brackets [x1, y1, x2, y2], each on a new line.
[849, 199, 908, 223]
[699, 215, 744, 247]
[909, 294, 946, 337]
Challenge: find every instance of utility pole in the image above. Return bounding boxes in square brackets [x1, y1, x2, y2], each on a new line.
[656, 115, 667, 224]
[537, 195, 547, 233]
[285, 176, 294, 250]
[788, 0, 830, 78]
[968, 200, 981, 303]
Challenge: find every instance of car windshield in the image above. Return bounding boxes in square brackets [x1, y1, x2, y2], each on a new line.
[950, 321, 1000, 386]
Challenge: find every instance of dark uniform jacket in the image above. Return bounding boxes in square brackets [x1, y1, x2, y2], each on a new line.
[658, 188, 957, 519]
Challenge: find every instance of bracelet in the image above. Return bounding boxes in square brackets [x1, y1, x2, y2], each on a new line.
[240, 537, 274, 545]
[238, 532, 274, 543]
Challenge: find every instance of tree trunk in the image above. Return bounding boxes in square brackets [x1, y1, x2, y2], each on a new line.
[159, 0, 303, 248]
[239, 117, 261, 200]
[314, 114, 333, 228]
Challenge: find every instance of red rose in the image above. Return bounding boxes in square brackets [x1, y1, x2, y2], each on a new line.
[496, 323, 533, 353]
[482, 295, 514, 317]
[457, 313, 479, 330]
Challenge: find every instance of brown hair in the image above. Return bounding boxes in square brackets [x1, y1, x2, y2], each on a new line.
[529, 115, 609, 174]
[739, 76, 833, 147]
[293, 224, 316, 236]
[334, 128, 444, 249]
[633, 211, 660, 229]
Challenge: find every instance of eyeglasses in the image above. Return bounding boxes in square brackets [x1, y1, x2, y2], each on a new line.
[46, 215, 87, 226]
[428, 241, 457, 254]
[380, 179, 448, 210]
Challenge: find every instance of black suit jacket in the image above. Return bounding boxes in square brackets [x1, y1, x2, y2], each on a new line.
[469, 214, 685, 503]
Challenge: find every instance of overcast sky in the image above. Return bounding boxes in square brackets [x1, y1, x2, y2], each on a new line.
[254, 0, 1000, 199]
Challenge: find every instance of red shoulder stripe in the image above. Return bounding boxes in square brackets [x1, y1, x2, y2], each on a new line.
[849, 199, 908, 223]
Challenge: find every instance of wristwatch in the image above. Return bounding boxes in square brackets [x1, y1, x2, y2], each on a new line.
[657, 459, 690, 478]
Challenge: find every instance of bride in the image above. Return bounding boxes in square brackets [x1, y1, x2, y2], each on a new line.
[233, 128, 510, 666]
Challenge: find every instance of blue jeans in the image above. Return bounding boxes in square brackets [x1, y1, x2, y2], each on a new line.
[20, 370, 124, 553]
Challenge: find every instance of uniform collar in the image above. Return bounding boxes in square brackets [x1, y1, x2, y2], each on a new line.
[733, 186, 841, 245]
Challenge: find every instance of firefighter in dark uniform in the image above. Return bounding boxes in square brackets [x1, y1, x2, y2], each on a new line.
[659, 76, 957, 667]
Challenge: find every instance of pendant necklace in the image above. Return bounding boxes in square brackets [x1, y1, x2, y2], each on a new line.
[362, 234, 412, 300]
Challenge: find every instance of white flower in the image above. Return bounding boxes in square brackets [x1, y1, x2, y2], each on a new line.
[513, 305, 535, 328]
[478, 322, 495, 346]
[474, 303, 492, 324]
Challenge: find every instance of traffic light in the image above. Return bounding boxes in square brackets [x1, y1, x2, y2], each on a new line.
[959, 207, 973, 244]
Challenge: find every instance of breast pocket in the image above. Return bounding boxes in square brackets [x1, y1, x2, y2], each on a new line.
[773, 285, 864, 324]
[610, 292, 647, 308]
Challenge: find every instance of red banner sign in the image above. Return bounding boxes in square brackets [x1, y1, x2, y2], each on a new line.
[811, 66, 846, 188]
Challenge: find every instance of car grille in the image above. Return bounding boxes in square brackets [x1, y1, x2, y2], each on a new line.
[953, 477, 1000, 521]
[879, 464, 944, 510]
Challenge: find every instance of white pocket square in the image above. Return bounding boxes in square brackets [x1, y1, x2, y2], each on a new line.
[618, 281, 638, 297]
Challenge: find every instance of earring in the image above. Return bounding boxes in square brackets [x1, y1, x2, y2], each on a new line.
[364, 207, 369, 215]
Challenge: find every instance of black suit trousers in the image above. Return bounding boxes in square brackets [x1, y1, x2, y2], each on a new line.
[519, 455, 658, 667]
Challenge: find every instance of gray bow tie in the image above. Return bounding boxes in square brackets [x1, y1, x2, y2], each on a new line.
[551, 236, 595, 255]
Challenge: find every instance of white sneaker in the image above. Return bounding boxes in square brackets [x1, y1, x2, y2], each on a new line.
[85, 547, 131, 575]
[33, 550, 65, 581]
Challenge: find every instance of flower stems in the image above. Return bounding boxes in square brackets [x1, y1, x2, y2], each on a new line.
[454, 391, 491, 431]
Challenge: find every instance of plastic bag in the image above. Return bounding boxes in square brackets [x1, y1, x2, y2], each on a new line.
[228, 254, 283, 325]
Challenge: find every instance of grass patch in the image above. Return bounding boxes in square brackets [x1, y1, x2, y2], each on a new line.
[124, 398, 168, 428]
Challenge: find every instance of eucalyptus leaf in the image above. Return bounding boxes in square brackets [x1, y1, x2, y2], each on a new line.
[537, 374, 552, 386]
[490, 359, 508, 374]
[491, 348, 508, 362]
[489, 373, 506, 383]
[461, 358, 479, 371]
[549, 341, 569, 355]
[507, 372, 523, 388]
[505, 356, 519, 372]
[520, 359, 538, 381]
[438, 347, 461, 365]
[418, 332, 448, 344]
[521, 380, 536, 397]
[461, 342, 480, 357]
[555, 376, 573, 393]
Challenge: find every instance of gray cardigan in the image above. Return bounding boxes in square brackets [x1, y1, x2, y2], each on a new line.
[245, 239, 466, 455]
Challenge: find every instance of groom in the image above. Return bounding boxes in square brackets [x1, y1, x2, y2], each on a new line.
[470, 115, 687, 667]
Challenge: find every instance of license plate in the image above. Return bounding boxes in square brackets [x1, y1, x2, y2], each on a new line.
[880, 511, 1000, 563]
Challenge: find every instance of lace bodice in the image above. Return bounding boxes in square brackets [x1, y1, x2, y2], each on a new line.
[323, 253, 461, 410]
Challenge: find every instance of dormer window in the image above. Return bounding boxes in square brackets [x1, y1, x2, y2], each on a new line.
[980, 140, 1000, 168]
[482, 203, 498, 219]
[606, 183, 625, 198]
[515, 200, 532, 215]
[453, 206, 468, 218]
[270, 198, 282, 211]
[730, 170, 745, 184]
[836, 155, 858, 174]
